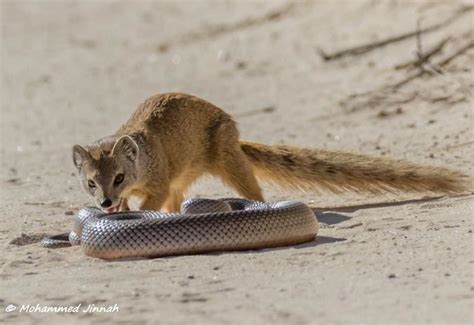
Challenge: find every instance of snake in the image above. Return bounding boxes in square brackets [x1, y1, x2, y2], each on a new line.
[42, 198, 319, 260]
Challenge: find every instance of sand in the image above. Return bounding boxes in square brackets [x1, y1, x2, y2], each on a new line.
[1, 0, 473, 324]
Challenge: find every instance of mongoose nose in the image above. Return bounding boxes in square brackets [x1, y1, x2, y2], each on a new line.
[100, 198, 112, 208]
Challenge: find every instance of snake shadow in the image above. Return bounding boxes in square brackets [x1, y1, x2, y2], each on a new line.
[313, 211, 351, 225]
[295, 235, 346, 248]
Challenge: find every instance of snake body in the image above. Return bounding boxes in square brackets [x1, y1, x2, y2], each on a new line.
[42, 198, 319, 260]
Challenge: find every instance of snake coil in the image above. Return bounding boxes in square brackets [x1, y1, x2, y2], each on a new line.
[42, 198, 319, 260]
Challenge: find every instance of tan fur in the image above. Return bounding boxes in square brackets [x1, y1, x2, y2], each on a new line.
[73, 92, 470, 212]
[240, 142, 469, 194]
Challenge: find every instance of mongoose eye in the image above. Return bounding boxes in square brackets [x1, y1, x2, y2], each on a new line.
[87, 179, 96, 188]
[114, 173, 124, 186]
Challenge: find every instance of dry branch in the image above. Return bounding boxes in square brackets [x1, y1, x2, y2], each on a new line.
[318, 5, 473, 61]
[394, 37, 451, 70]
[446, 140, 474, 151]
[339, 35, 473, 113]
[392, 39, 474, 90]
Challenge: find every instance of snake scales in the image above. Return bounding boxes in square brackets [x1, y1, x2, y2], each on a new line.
[42, 198, 319, 260]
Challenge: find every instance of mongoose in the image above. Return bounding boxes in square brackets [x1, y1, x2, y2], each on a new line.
[72, 92, 469, 213]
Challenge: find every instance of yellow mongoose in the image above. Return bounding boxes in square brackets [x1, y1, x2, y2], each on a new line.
[72, 92, 469, 213]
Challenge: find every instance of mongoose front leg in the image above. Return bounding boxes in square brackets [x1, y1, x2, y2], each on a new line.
[139, 180, 170, 211]
[140, 194, 169, 211]
[162, 169, 204, 212]
[119, 198, 130, 212]
[162, 188, 185, 212]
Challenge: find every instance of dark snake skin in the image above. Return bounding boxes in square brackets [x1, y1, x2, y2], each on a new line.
[42, 198, 319, 259]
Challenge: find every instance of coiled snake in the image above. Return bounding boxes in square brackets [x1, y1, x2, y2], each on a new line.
[42, 198, 319, 260]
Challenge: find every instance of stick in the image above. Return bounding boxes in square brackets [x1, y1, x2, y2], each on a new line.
[394, 37, 451, 70]
[446, 140, 474, 151]
[391, 39, 474, 90]
[416, 18, 425, 70]
[318, 5, 473, 61]
[436, 40, 474, 67]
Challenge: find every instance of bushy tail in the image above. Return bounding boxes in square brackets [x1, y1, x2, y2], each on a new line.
[240, 141, 470, 194]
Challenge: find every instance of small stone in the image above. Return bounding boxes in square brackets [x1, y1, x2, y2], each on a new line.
[388, 274, 396, 279]
[262, 106, 275, 113]
[157, 43, 169, 53]
[235, 61, 247, 70]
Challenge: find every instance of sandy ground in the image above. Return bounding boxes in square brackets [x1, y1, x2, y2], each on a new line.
[1, 0, 473, 324]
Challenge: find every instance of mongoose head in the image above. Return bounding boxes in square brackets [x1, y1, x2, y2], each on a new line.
[72, 136, 139, 213]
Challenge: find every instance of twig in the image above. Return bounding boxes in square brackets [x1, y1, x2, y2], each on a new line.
[157, 2, 297, 53]
[394, 37, 451, 70]
[340, 37, 473, 112]
[415, 18, 425, 73]
[318, 5, 473, 61]
[391, 39, 474, 90]
[318, 28, 433, 61]
[446, 140, 474, 151]
[436, 40, 474, 67]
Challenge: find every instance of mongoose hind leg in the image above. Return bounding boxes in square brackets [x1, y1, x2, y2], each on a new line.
[215, 149, 264, 201]
[209, 116, 264, 201]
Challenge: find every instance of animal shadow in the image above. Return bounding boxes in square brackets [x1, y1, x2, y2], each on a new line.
[314, 211, 351, 225]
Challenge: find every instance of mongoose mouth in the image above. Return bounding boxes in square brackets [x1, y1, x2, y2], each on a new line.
[103, 199, 123, 214]
[104, 206, 119, 213]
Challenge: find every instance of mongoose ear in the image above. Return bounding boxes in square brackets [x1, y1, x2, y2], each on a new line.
[72, 145, 91, 170]
[112, 135, 139, 162]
